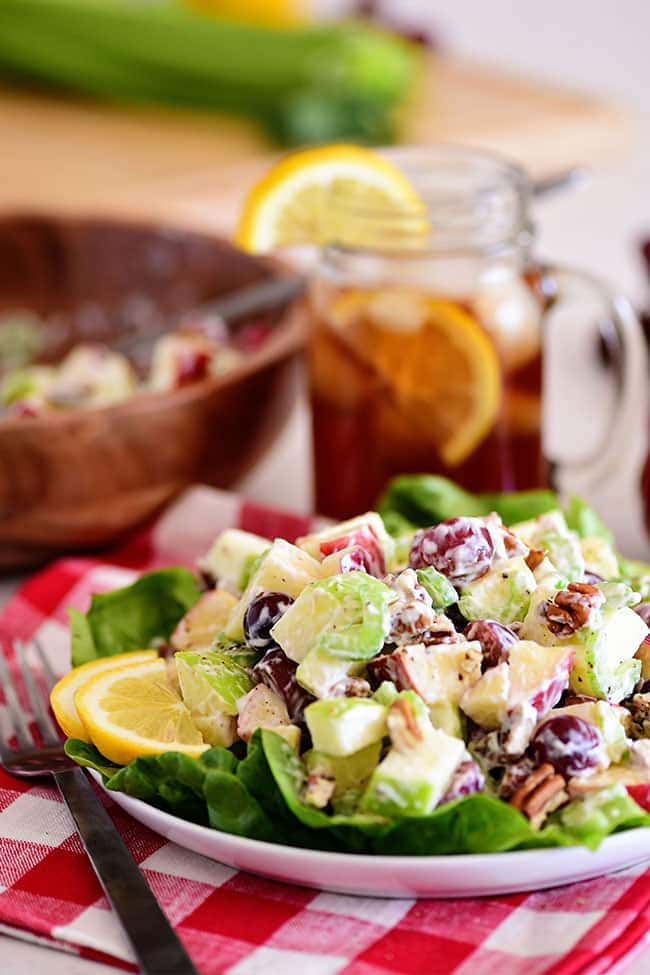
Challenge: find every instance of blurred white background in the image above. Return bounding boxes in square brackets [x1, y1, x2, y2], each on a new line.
[244, 0, 650, 556]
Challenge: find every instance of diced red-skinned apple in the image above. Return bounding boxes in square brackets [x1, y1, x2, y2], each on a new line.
[149, 334, 216, 391]
[297, 513, 392, 577]
[171, 589, 238, 652]
[509, 640, 573, 718]
[320, 546, 369, 577]
[627, 784, 650, 812]
[367, 642, 482, 705]
[460, 641, 573, 730]
[568, 767, 650, 797]
[320, 527, 385, 577]
[236, 684, 300, 749]
[460, 662, 510, 730]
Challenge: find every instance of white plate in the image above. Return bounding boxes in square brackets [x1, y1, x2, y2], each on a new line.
[96, 775, 650, 898]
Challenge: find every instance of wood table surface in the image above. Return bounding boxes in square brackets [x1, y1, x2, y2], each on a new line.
[0, 55, 636, 235]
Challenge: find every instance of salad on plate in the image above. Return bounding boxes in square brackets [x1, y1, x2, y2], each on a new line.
[53, 476, 650, 856]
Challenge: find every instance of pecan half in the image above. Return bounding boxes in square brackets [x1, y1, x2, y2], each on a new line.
[388, 696, 424, 752]
[525, 548, 546, 572]
[498, 758, 536, 799]
[510, 763, 569, 828]
[543, 582, 604, 637]
[469, 704, 536, 768]
[385, 569, 456, 645]
[503, 527, 529, 558]
[626, 692, 650, 739]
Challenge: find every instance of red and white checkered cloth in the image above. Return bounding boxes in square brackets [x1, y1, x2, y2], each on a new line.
[2, 486, 650, 975]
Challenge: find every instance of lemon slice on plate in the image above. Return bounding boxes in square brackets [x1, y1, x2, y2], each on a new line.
[331, 289, 502, 467]
[236, 144, 426, 252]
[74, 658, 208, 766]
[50, 649, 159, 742]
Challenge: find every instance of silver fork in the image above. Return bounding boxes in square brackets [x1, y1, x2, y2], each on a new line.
[0, 639, 199, 975]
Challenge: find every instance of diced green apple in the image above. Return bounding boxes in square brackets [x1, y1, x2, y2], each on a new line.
[304, 698, 387, 757]
[360, 728, 465, 817]
[295, 647, 366, 699]
[535, 531, 584, 582]
[581, 536, 619, 580]
[569, 607, 646, 703]
[304, 741, 382, 796]
[200, 528, 271, 593]
[532, 556, 567, 589]
[271, 572, 394, 663]
[459, 556, 536, 624]
[224, 539, 322, 640]
[511, 510, 568, 545]
[510, 511, 584, 581]
[175, 650, 253, 717]
[373, 680, 399, 707]
[428, 700, 465, 738]
[174, 649, 253, 746]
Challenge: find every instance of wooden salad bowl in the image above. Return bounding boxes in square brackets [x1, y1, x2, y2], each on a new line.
[0, 214, 306, 569]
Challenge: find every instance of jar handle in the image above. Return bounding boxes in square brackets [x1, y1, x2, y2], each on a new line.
[544, 266, 648, 497]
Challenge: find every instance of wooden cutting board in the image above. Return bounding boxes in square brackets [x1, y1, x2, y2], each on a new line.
[0, 55, 636, 234]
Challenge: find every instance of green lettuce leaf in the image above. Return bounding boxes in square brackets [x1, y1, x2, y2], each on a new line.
[64, 738, 122, 780]
[378, 475, 557, 531]
[564, 495, 613, 542]
[373, 793, 551, 854]
[70, 568, 200, 666]
[553, 785, 650, 849]
[203, 769, 277, 841]
[65, 732, 650, 856]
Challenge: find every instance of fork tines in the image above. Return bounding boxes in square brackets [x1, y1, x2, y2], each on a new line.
[0, 640, 60, 757]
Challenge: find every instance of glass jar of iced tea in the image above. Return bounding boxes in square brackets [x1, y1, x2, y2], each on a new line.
[308, 146, 646, 519]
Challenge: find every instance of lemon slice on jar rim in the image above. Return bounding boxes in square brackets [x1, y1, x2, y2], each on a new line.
[235, 144, 427, 253]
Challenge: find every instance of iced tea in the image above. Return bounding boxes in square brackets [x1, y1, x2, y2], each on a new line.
[309, 269, 552, 519]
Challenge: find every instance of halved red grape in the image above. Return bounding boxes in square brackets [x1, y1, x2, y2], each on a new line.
[583, 571, 605, 585]
[464, 619, 518, 670]
[251, 646, 314, 722]
[243, 591, 293, 651]
[409, 517, 494, 584]
[439, 759, 484, 804]
[531, 715, 602, 777]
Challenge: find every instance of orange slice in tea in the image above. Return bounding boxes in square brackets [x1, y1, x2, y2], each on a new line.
[331, 289, 501, 467]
